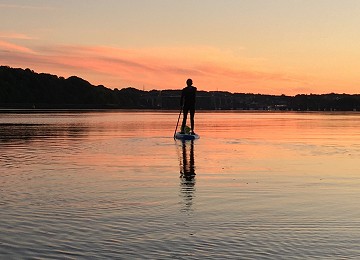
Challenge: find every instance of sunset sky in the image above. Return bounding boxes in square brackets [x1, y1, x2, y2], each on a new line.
[1, 0, 360, 95]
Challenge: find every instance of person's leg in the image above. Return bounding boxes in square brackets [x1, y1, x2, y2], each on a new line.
[190, 108, 195, 133]
[181, 107, 189, 133]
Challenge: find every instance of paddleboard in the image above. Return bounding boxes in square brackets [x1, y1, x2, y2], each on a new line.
[174, 132, 200, 140]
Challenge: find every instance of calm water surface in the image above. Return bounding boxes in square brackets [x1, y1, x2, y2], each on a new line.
[1, 111, 360, 259]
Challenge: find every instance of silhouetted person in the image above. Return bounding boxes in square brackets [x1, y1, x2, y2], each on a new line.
[180, 79, 197, 134]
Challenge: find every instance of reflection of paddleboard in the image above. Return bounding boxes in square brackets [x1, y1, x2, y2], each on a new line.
[174, 132, 200, 140]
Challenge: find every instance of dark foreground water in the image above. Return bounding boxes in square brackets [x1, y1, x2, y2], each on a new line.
[1, 111, 360, 259]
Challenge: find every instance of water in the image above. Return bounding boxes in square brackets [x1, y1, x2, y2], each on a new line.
[1, 111, 360, 259]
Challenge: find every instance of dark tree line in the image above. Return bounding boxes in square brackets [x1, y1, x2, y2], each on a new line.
[0, 66, 130, 108]
[1, 66, 360, 111]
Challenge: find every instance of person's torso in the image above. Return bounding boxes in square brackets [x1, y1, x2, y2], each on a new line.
[182, 86, 196, 106]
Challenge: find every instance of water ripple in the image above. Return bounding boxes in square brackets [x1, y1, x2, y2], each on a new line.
[1, 111, 360, 259]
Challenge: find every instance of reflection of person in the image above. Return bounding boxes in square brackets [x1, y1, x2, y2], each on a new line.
[180, 140, 196, 178]
[179, 140, 196, 211]
[180, 79, 197, 135]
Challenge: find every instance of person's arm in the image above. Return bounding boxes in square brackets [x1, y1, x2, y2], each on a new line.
[180, 89, 184, 107]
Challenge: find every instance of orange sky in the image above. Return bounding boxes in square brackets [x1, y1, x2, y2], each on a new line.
[1, 1, 360, 95]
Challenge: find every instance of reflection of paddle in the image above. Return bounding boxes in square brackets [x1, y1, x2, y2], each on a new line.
[173, 107, 182, 139]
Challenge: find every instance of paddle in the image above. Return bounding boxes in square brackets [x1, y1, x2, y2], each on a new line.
[173, 107, 182, 139]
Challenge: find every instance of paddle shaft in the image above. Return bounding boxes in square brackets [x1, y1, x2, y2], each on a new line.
[174, 107, 182, 138]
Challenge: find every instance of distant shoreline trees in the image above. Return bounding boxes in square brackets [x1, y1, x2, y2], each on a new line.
[1, 65, 360, 111]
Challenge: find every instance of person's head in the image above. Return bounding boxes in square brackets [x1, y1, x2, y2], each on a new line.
[186, 78, 193, 86]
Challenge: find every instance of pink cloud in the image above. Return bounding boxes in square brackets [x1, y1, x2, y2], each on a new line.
[1, 42, 309, 94]
[0, 40, 36, 54]
[0, 33, 35, 40]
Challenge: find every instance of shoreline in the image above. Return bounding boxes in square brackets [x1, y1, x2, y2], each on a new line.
[0, 108, 359, 114]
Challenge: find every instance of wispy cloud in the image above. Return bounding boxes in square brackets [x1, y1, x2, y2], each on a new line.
[0, 40, 36, 54]
[0, 32, 35, 40]
[0, 3, 53, 10]
[0, 42, 309, 93]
